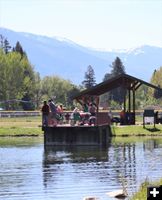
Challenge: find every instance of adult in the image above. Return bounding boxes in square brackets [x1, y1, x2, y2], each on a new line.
[48, 99, 57, 117]
[48, 99, 58, 126]
[108, 109, 113, 124]
[41, 101, 49, 126]
[120, 110, 125, 125]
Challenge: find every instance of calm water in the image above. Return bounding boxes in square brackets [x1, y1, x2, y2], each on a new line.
[0, 137, 162, 200]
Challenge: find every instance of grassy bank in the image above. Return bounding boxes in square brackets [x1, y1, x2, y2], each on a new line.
[131, 178, 162, 200]
[1, 116, 162, 137]
[112, 124, 162, 136]
[0, 116, 43, 136]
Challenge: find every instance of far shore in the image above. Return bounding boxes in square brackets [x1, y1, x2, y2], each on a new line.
[0, 116, 43, 136]
[1, 115, 162, 137]
[112, 124, 162, 137]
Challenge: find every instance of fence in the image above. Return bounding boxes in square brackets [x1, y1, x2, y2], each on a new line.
[0, 111, 41, 118]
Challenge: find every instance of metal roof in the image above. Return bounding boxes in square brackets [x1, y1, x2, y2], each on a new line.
[73, 73, 162, 99]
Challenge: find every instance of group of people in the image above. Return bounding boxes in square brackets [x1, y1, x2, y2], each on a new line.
[71, 102, 97, 126]
[41, 99, 97, 127]
[41, 99, 63, 126]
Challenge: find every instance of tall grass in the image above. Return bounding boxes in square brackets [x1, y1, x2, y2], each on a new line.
[130, 178, 162, 200]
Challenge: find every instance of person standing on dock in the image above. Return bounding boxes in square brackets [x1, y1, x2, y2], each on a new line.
[48, 99, 57, 115]
[41, 101, 49, 126]
[48, 99, 58, 126]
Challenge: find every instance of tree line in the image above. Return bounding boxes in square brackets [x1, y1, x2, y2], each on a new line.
[0, 35, 81, 110]
[82, 57, 162, 110]
[0, 35, 162, 110]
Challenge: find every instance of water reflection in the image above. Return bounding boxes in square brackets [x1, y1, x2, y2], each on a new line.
[43, 145, 114, 200]
[0, 137, 162, 200]
[43, 145, 110, 187]
[42, 137, 162, 200]
[143, 139, 160, 151]
[44, 145, 110, 163]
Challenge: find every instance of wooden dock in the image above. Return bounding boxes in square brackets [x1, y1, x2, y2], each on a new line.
[43, 124, 112, 147]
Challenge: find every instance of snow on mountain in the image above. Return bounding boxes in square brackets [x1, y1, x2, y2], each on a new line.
[0, 27, 162, 84]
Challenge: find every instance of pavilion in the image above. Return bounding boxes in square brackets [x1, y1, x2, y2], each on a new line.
[73, 73, 162, 125]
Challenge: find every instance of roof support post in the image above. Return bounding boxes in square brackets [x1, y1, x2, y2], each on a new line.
[123, 90, 126, 112]
[132, 89, 136, 125]
[96, 96, 99, 126]
[128, 88, 131, 113]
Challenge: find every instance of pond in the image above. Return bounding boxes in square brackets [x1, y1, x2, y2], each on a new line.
[0, 136, 162, 200]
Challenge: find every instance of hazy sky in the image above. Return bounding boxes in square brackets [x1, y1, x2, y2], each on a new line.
[0, 0, 162, 50]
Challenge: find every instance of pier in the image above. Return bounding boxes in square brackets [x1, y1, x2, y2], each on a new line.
[43, 74, 162, 147]
[43, 124, 112, 147]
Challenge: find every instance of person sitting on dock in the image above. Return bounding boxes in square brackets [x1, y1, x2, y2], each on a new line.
[71, 107, 81, 126]
[41, 101, 49, 127]
[65, 112, 70, 124]
[57, 104, 64, 124]
[89, 103, 96, 116]
[83, 103, 89, 113]
[88, 103, 96, 125]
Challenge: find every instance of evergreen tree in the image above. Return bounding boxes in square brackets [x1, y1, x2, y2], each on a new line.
[103, 73, 112, 82]
[14, 41, 25, 58]
[82, 65, 96, 89]
[110, 57, 126, 104]
[0, 35, 11, 54]
[101, 57, 126, 107]
[110, 56, 125, 76]
[0, 34, 5, 49]
[4, 39, 11, 54]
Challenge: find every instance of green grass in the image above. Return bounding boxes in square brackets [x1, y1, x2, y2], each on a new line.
[0, 127, 43, 136]
[1, 115, 162, 137]
[112, 124, 162, 136]
[130, 178, 162, 200]
[0, 116, 43, 136]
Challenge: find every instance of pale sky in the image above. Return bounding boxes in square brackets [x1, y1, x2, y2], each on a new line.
[0, 0, 162, 50]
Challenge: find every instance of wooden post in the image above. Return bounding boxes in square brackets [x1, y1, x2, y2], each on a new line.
[123, 89, 126, 112]
[96, 96, 99, 126]
[132, 89, 135, 124]
[128, 89, 131, 113]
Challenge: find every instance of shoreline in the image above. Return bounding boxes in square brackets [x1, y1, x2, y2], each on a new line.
[1, 125, 162, 137]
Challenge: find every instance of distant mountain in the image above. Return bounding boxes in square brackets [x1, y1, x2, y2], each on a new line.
[0, 27, 162, 84]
